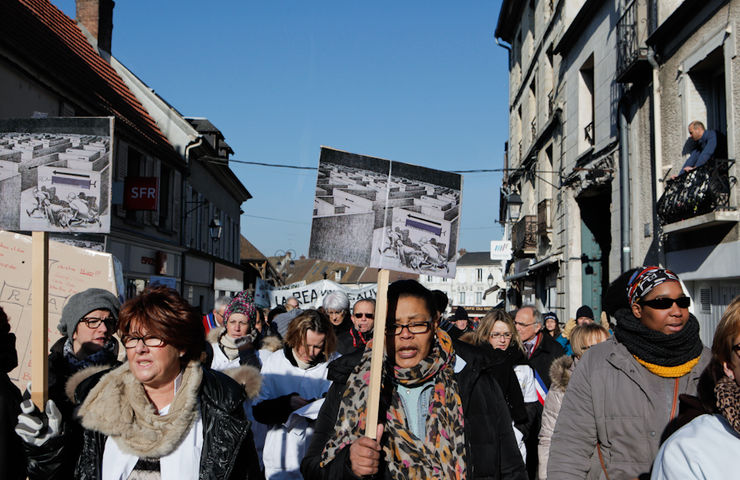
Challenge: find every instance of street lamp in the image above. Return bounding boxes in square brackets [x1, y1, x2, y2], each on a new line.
[274, 249, 296, 268]
[208, 218, 222, 240]
[507, 193, 523, 222]
[487, 273, 494, 287]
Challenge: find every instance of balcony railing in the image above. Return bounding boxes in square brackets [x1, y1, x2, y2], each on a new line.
[512, 215, 538, 254]
[547, 90, 554, 118]
[657, 159, 736, 225]
[531, 118, 537, 138]
[584, 122, 594, 146]
[616, 0, 650, 83]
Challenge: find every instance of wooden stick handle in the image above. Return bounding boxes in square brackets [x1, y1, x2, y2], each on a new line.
[365, 269, 390, 439]
[31, 231, 49, 411]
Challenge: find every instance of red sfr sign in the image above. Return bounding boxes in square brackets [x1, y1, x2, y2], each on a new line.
[124, 177, 159, 211]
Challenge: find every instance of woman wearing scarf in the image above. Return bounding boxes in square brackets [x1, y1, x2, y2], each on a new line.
[548, 266, 710, 479]
[652, 295, 740, 478]
[209, 291, 281, 371]
[16, 286, 262, 479]
[301, 279, 527, 479]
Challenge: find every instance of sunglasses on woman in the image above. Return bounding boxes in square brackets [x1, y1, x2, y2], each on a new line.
[639, 296, 691, 310]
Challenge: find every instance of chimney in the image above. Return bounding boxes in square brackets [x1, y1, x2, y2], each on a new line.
[76, 0, 114, 53]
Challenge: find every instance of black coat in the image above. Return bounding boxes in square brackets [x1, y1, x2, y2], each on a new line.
[27, 366, 262, 480]
[24, 338, 120, 480]
[300, 345, 528, 480]
[528, 331, 566, 389]
[336, 327, 373, 355]
[0, 332, 25, 480]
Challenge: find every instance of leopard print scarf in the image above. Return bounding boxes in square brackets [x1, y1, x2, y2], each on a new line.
[320, 329, 467, 479]
[715, 376, 740, 434]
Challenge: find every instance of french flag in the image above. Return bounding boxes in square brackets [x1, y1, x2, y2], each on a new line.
[533, 369, 548, 405]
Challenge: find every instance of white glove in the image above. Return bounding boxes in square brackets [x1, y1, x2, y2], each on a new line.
[15, 398, 62, 446]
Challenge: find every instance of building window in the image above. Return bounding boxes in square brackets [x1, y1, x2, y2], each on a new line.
[125, 147, 141, 221]
[459, 292, 465, 305]
[476, 292, 482, 305]
[579, 55, 595, 152]
[159, 165, 171, 229]
[427, 275, 433, 282]
[476, 268, 483, 282]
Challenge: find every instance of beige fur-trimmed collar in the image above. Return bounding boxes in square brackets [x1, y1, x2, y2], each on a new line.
[549, 355, 574, 391]
[260, 335, 282, 352]
[65, 364, 114, 403]
[77, 360, 203, 458]
[206, 326, 226, 344]
[222, 364, 262, 400]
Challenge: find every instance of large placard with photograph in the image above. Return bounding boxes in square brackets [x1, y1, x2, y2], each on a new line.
[0, 117, 114, 233]
[309, 147, 462, 278]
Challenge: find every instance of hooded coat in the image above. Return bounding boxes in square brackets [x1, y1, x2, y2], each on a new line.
[547, 336, 710, 479]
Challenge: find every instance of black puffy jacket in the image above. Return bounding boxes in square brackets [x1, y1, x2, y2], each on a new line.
[300, 345, 528, 480]
[28, 366, 262, 480]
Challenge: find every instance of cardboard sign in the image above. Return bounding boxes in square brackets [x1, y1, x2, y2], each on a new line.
[0, 117, 114, 234]
[309, 147, 463, 278]
[0, 230, 118, 389]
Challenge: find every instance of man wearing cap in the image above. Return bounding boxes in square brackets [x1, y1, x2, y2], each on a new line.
[447, 305, 471, 340]
[575, 305, 595, 326]
[18, 287, 120, 479]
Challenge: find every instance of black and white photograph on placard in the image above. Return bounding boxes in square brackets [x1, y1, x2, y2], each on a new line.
[309, 146, 462, 278]
[0, 117, 113, 234]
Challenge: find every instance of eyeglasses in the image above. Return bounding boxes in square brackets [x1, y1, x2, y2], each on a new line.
[121, 335, 165, 349]
[80, 316, 115, 329]
[387, 321, 432, 336]
[353, 312, 375, 319]
[490, 332, 512, 339]
[639, 297, 691, 310]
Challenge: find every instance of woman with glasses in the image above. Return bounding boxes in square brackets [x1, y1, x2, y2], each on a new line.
[537, 323, 609, 479]
[16, 288, 120, 479]
[301, 279, 527, 479]
[548, 267, 710, 479]
[20, 286, 262, 479]
[652, 295, 740, 479]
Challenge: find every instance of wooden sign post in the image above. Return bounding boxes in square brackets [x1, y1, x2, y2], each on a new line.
[364, 268, 390, 439]
[31, 231, 49, 410]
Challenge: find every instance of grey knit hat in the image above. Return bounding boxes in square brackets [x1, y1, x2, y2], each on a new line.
[58, 288, 121, 340]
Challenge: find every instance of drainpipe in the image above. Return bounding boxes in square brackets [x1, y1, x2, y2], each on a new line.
[619, 97, 631, 272]
[180, 136, 204, 296]
[647, 48, 666, 266]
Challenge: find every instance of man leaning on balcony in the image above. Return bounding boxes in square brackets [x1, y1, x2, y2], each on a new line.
[672, 121, 718, 178]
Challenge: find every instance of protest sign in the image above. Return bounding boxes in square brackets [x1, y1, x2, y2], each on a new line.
[309, 147, 462, 278]
[0, 230, 118, 389]
[256, 278, 377, 309]
[0, 117, 114, 234]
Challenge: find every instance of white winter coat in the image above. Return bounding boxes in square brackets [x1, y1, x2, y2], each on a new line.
[652, 413, 740, 479]
[254, 349, 338, 480]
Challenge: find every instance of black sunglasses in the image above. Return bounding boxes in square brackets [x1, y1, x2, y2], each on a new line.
[353, 312, 374, 319]
[639, 297, 691, 310]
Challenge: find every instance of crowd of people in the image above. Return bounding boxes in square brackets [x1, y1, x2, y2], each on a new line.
[1, 265, 739, 479]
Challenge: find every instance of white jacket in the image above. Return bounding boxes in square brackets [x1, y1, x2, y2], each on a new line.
[254, 349, 337, 480]
[652, 414, 740, 479]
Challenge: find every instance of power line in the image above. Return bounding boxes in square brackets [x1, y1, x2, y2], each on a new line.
[243, 213, 309, 225]
[225, 158, 558, 174]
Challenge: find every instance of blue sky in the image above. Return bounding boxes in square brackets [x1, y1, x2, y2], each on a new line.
[53, 0, 508, 257]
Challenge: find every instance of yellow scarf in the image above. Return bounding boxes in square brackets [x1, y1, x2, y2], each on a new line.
[633, 355, 700, 378]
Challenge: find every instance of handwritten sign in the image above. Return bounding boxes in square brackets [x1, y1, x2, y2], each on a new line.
[0, 230, 118, 388]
